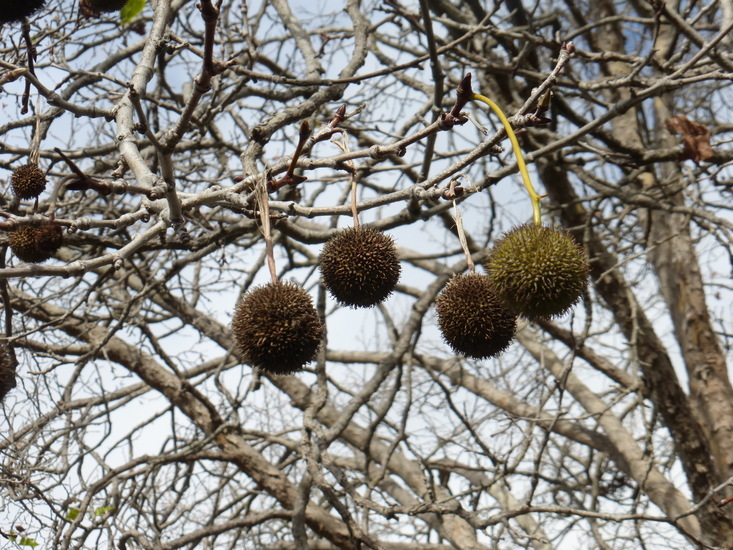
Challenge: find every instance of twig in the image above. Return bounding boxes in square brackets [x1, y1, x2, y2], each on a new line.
[20, 20, 37, 115]
[417, 0, 444, 181]
[54, 148, 109, 195]
[127, 83, 162, 149]
[150, 0, 227, 237]
[303, 104, 354, 150]
[269, 121, 311, 191]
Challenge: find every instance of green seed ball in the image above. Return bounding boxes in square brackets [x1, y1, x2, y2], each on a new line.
[487, 224, 589, 320]
[320, 227, 401, 308]
[231, 281, 323, 375]
[11, 164, 46, 199]
[8, 224, 63, 263]
[436, 272, 517, 359]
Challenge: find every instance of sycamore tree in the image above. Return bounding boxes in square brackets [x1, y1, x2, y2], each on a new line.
[1, 0, 733, 548]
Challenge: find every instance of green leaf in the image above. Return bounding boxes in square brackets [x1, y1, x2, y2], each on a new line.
[94, 505, 115, 517]
[18, 538, 39, 547]
[65, 507, 80, 521]
[120, 0, 145, 24]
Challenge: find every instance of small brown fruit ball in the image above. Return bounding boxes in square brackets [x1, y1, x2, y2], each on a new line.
[36, 224, 64, 254]
[320, 227, 401, 308]
[80, 0, 128, 14]
[11, 164, 46, 199]
[232, 281, 323, 375]
[8, 224, 63, 263]
[0, 0, 46, 24]
[487, 224, 589, 320]
[436, 272, 516, 359]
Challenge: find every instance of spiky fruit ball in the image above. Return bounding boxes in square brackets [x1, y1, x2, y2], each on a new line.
[320, 227, 401, 308]
[79, 0, 128, 14]
[232, 281, 323, 375]
[0, 344, 16, 404]
[11, 164, 46, 199]
[487, 224, 589, 320]
[0, 0, 46, 24]
[436, 272, 516, 359]
[8, 224, 63, 263]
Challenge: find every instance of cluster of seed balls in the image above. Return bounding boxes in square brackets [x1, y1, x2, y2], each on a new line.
[231, 227, 401, 375]
[231, 223, 589, 374]
[436, 223, 590, 359]
[6, 164, 63, 263]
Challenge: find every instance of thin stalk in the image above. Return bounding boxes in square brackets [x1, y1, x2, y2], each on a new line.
[453, 201, 474, 272]
[472, 93, 542, 225]
[257, 183, 277, 284]
[350, 173, 359, 229]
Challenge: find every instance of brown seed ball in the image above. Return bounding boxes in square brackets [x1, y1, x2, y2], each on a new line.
[436, 272, 516, 359]
[11, 164, 46, 199]
[0, 344, 16, 404]
[0, 0, 46, 24]
[8, 224, 63, 263]
[320, 227, 401, 308]
[36, 223, 64, 253]
[79, 0, 128, 13]
[487, 224, 589, 320]
[231, 281, 323, 375]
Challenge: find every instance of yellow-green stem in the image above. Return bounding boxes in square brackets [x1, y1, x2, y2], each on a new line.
[471, 93, 542, 225]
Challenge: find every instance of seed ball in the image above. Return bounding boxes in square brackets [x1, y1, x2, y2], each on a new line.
[36, 223, 63, 253]
[79, 0, 128, 14]
[320, 227, 401, 308]
[8, 224, 63, 263]
[11, 164, 46, 199]
[0, 344, 16, 404]
[0, 0, 46, 24]
[487, 224, 589, 320]
[436, 272, 516, 359]
[231, 281, 323, 375]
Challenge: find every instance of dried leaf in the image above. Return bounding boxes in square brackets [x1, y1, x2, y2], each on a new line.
[666, 114, 714, 164]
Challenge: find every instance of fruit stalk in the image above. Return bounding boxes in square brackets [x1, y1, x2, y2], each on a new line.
[350, 167, 359, 229]
[471, 93, 542, 225]
[453, 200, 474, 271]
[256, 182, 277, 284]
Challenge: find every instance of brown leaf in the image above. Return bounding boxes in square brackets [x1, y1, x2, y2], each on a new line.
[666, 114, 714, 164]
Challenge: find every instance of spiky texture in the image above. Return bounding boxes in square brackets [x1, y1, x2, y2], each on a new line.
[11, 164, 46, 199]
[436, 272, 516, 359]
[0, 0, 46, 24]
[0, 344, 16, 403]
[487, 224, 589, 320]
[320, 227, 401, 308]
[80, 0, 128, 14]
[232, 281, 323, 375]
[8, 224, 63, 263]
